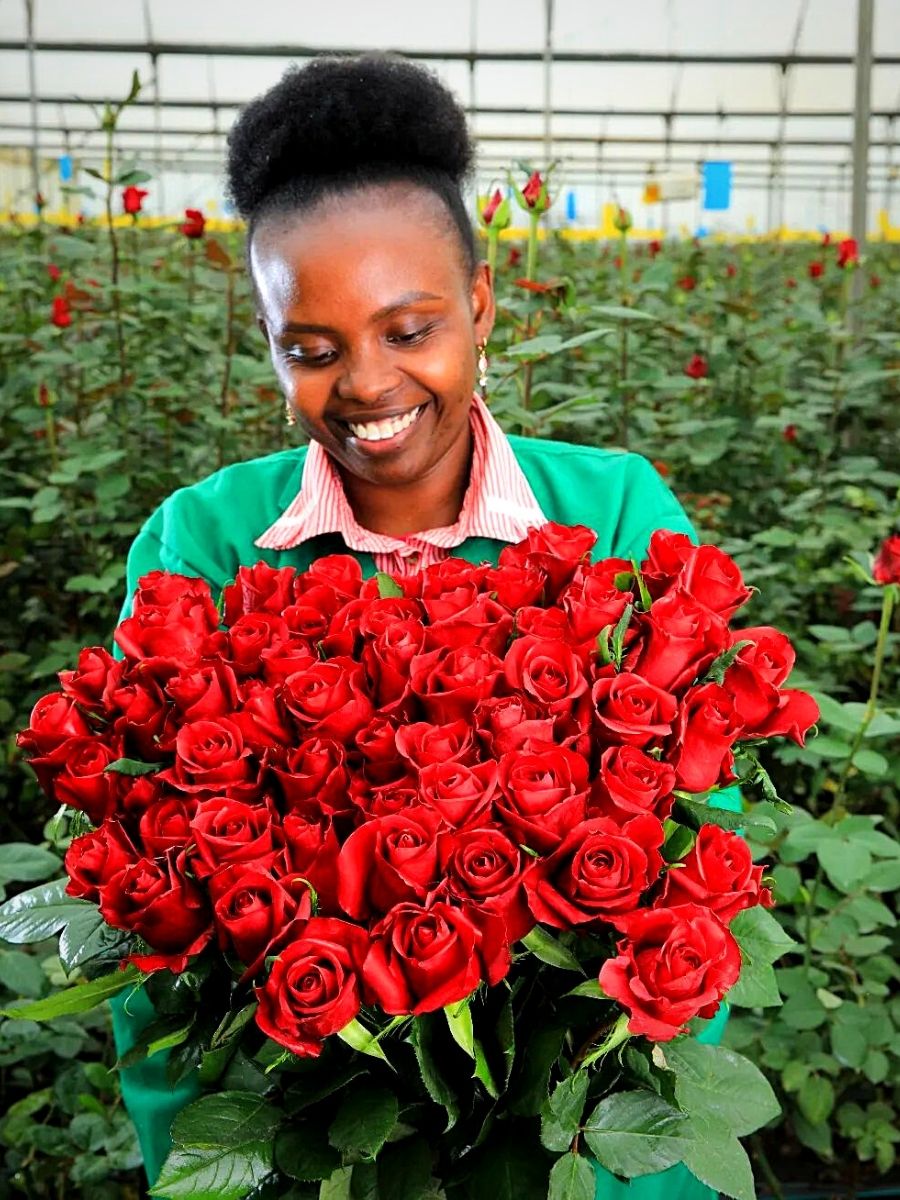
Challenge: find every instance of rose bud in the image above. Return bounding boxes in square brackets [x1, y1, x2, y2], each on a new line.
[337, 806, 442, 921]
[873, 533, 900, 586]
[496, 745, 590, 852]
[598, 903, 741, 1041]
[591, 746, 676, 823]
[255, 917, 369, 1055]
[221, 562, 298, 624]
[439, 825, 535, 943]
[190, 797, 281, 879]
[591, 673, 677, 748]
[210, 864, 312, 977]
[669, 683, 743, 793]
[65, 822, 137, 903]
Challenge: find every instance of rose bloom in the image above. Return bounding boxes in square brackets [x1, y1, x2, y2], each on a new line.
[657, 825, 774, 923]
[599, 902, 741, 1040]
[808, 260, 824, 279]
[683, 354, 708, 380]
[255, 917, 369, 1055]
[873, 533, 900, 585]
[180, 208, 206, 238]
[363, 898, 509, 1015]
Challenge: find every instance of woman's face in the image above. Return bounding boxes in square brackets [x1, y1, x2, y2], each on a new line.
[251, 183, 494, 492]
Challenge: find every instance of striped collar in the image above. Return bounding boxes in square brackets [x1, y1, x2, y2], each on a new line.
[254, 392, 547, 557]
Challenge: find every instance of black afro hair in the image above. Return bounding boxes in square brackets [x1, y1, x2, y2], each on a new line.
[225, 52, 477, 273]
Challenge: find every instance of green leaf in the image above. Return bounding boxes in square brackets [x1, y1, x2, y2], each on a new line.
[582, 1091, 689, 1177]
[817, 839, 872, 893]
[0, 843, 61, 884]
[444, 998, 475, 1057]
[662, 1040, 781, 1137]
[610, 602, 634, 667]
[521, 926, 586, 974]
[328, 1083, 398, 1159]
[797, 1074, 834, 1125]
[564, 979, 607, 999]
[171, 1092, 283, 1148]
[59, 904, 131, 971]
[678, 1114, 756, 1200]
[151, 1146, 275, 1198]
[320, 1167, 353, 1198]
[591, 304, 656, 322]
[276, 1125, 341, 1182]
[409, 1015, 458, 1130]
[0, 878, 84, 944]
[473, 1038, 499, 1099]
[541, 1071, 589, 1152]
[548, 1152, 595, 1200]
[374, 572, 403, 598]
[335, 1017, 391, 1064]
[730, 905, 799, 967]
[0, 949, 46, 998]
[376, 1135, 433, 1200]
[674, 797, 777, 836]
[104, 757, 163, 777]
[726, 959, 782, 1008]
[1, 966, 140, 1020]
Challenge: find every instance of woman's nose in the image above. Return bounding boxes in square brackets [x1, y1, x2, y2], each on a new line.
[335, 343, 403, 405]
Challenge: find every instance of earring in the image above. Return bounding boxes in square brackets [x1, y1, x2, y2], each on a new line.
[477, 339, 489, 400]
[285, 401, 296, 427]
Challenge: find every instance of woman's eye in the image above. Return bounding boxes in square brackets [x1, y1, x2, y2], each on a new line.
[285, 349, 335, 367]
[389, 324, 434, 345]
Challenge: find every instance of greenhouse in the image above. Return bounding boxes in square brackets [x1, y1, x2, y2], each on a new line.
[0, 3, 898, 1199]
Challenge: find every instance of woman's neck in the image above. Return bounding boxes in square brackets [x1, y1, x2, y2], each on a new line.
[337, 426, 473, 538]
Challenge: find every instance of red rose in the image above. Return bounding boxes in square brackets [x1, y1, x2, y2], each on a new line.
[50, 296, 72, 328]
[59, 647, 121, 712]
[361, 617, 425, 707]
[223, 562, 298, 625]
[676, 545, 753, 620]
[657, 825, 774, 923]
[115, 594, 218, 669]
[677, 275, 697, 291]
[395, 719, 478, 770]
[18, 693, 90, 756]
[282, 810, 342, 914]
[302, 554, 364, 601]
[525, 814, 665, 928]
[591, 746, 676, 822]
[180, 208, 206, 239]
[475, 694, 557, 756]
[409, 644, 503, 722]
[417, 759, 498, 829]
[500, 522, 596, 599]
[514, 606, 574, 644]
[503, 635, 588, 719]
[99, 849, 212, 973]
[165, 662, 241, 721]
[424, 594, 514, 656]
[439, 826, 534, 942]
[65, 822, 137, 902]
[599, 903, 741, 1040]
[351, 770, 420, 820]
[591, 673, 677, 748]
[873, 534, 900, 586]
[167, 717, 256, 794]
[496, 745, 589, 851]
[108, 675, 174, 759]
[231, 681, 295, 755]
[721, 626, 818, 746]
[560, 564, 633, 651]
[122, 186, 148, 215]
[255, 917, 369, 1055]
[420, 558, 485, 621]
[273, 737, 350, 817]
[44, 737, 121, 824]
[808, 260, 824, 279]
[483, 562, 547, 609]
[625, 588, 729, 692]
[261, 643, 318, 684]
[139, 796, 196, 857]
[837, 237, 858, 268]
[221, 613, 291, 676]
[131, 571, 214, 612]
[211, 865, 312, 976]
[281, 657, 374, 741]
[337, 807, 442, 920]
[356, 716, 402, 782]
[358, 597, 423, 640]
[190, 797, 280, 879]
[683, 354, 708, 380]
[282, 585, 343, 642]
[642, 530, 695, 598]
[669, 683, 743, 793]
[363, 898, 509, 1014]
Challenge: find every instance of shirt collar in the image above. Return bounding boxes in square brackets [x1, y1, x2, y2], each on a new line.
[254, 392, 547, 553]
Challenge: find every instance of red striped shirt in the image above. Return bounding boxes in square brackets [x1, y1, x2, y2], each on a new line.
[254, 392, 547, 575]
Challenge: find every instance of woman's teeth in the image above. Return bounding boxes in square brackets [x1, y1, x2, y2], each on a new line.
[347, 405, 423, 442]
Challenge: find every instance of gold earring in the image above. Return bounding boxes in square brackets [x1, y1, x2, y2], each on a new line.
[285, 401, 296, 427]
[477, 339, 489, 400]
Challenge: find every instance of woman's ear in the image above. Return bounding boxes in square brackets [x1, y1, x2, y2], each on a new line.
[471, 260, 496, 346]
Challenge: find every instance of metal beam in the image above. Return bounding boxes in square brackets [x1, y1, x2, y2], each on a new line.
[0, 94, 896, 120]
[2, 122, 893, 153]
[1, 40, 899, 65]
[851, 0, 874, 307]
[22, 0, 40, 214]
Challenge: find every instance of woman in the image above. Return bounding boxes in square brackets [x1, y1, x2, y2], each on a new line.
[110, 52, 738, 1198]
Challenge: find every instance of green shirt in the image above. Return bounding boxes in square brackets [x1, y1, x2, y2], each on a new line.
[109, 435, 738, 1199]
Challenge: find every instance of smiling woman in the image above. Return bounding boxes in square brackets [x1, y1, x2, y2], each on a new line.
[106, 51, 735, 1199]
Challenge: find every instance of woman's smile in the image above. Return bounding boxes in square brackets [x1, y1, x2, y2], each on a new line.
[340, 401, 429, 452]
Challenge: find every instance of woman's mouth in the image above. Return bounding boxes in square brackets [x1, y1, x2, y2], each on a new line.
[343, 403, 427, 446]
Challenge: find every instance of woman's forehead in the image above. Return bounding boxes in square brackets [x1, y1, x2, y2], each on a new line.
[251, 185, 464, 322]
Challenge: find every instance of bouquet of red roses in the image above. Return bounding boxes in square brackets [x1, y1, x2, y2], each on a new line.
[2, 524, 817, 1200]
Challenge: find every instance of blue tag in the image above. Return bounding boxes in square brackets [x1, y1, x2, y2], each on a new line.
[703, 161, 732, 211]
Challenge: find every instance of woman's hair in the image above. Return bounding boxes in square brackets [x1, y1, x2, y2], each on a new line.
[225, 53, 477, 275]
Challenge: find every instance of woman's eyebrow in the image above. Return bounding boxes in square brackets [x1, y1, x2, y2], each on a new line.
[282, 290, 443, 334]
